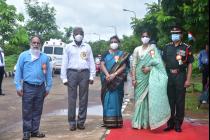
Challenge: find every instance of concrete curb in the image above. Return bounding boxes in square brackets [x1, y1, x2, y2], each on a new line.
[4, 71, 15, 78]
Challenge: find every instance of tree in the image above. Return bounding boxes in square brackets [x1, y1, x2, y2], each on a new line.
[0, 0, 24, 48]
[121, 35, 139, 53]
[63, 26, 73, 43]
[24, 0, 62, 42]
[131, 0, 209, 51]
[181, 0, 209, 51]
[89, 40, 109, 57]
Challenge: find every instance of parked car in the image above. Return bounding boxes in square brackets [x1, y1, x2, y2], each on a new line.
[13, 56, 56, 77]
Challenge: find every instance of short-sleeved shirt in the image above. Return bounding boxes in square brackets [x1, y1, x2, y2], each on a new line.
[162, 42, 194, 70]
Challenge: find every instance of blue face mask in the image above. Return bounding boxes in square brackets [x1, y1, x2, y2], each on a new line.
[171, 34, 180, 42]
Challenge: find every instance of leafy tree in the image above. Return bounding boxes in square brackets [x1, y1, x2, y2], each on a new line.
[5, 26, 29, 55]
[181, 0, 209, 51]
[89, 40, 109, 57]
[63, 26, 73, 43]
[24, 0, 61, 42]
[131, 0, 209, 51]
[0, 0, 24, 48]
[121, 35, 139, 54]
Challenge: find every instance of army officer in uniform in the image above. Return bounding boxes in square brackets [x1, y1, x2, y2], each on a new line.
[162, 26, 194, 132]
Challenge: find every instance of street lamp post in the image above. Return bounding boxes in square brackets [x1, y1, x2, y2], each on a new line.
[107, 25, 117, 35]
[123, 8, 137, 20]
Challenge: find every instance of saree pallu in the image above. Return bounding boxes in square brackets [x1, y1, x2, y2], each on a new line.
[101, 50, 129, 128]
[132, 46, 171, 130]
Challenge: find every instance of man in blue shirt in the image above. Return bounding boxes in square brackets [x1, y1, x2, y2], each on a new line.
[198, 43, 209, 91]
[14, 36, 52, 140]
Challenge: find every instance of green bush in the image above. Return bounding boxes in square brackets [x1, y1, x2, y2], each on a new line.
[5, 54, 19, 72]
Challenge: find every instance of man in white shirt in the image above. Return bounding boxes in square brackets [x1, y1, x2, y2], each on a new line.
[0, 46, 5, 96]
[60, 27, 96, 131]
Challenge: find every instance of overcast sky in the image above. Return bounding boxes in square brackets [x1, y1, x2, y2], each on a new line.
[7, 0, 157, 42]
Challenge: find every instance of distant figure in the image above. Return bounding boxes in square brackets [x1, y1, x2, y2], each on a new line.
[198, 43, 209, 91]
[100, 35, 130, 128]
[131, 30, 170, 130]
[60, 27, 96, 131]
[0, 46, 5, 96]
[14, 35, 52, 140]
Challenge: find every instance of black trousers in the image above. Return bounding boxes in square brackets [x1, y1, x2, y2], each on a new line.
[201, 64, 209, 91]
[166, 71, 186, 127]
[0, 66, 4, 94]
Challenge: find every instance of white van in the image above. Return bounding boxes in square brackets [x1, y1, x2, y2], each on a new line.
[42, 39, 66, 72]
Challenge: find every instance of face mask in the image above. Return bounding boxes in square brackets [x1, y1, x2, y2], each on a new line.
[74, 34, 83, 42]
[141, 37, 150, 44]
[110, 43, 119, 50]
[171, 34, 180, 42]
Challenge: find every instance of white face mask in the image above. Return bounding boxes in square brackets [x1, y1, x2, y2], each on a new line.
[141, 37, 150, 44]
[74, 34, 83, 42]
[110, 43, 119, 50]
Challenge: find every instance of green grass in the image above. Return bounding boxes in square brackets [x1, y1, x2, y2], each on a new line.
[185, 74, 209, 118]
[185, 92, 207, 113]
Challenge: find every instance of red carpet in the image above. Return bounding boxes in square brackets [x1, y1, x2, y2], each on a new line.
[106, 120, 209, 140]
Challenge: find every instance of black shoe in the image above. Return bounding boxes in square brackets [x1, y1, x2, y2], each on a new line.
[77, 124, 85, 130]
[163, 126, 174, 131]
[69, 125, 76, 131]
[22, 133, 30, 140]
[31, 132, 45, 138]
[0, 93, 5, 96]
[175, 126, 182, 132]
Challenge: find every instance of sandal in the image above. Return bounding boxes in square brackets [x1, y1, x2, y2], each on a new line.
[31, 132, 45, 138]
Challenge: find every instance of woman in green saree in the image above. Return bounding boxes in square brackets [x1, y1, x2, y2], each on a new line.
[131, 31, 171, 130]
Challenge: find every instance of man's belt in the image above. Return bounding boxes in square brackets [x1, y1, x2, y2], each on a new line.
[68, 68, 89, 73]
[23, 81, 44, 87]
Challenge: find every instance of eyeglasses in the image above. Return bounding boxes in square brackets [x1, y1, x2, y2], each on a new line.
[142, 36, 149, 38]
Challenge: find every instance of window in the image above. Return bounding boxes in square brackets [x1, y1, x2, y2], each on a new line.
[54, 47, 63, 55]
[43, 46, 53, 54]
